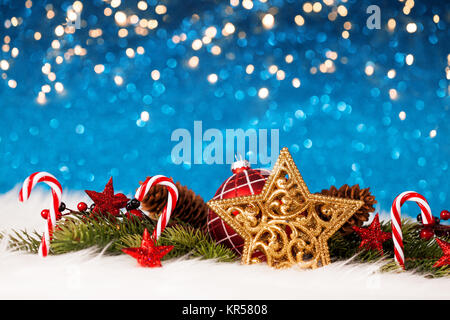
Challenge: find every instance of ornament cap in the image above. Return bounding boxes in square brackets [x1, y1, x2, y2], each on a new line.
[231, 158, 250, 174]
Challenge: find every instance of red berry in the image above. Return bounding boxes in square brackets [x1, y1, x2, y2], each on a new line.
[41, 209, 49, 219]
[420, 228, 434, 240]
[440, 210, 450, 221]
[77, 202, 88, 212]
[126, 209, 144, 219]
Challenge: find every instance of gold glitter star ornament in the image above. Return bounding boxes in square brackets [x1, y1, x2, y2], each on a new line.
[207, 147, 364, 269]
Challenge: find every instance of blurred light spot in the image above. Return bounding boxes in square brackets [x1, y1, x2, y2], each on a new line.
[312, 2, 322, 12]
[295, 15, 304, 26]
[55, 82, 64, 93]
[8, 79, 17, 88]
[303, 2, 313, 13]
[151, 69, 160, 80]
[205, 26, 217, 38]
[365, 62, 374, 76]
[75, 124, 85, 134]
[222, 22, 235, 36]
[140, 111, 150, 122]
[94, 64, 105, 74]
[137, 1, 148, 10]
[262, 14, 275, 29]
[387, 69, 396, 79]
[389, 89, 398, 100]
[111, 0, 121, 8]
[406, 23, 417, 33]
[268, 65, 278, 74]
[188, 56, 199, 68]
[258, 87, 269, 99]
[303, 139, 312, 148]
[114, 75, 124, 86]
[337, 5, 347, 16]
[242, 0, 253, 10]
[55, 25, 64, 36]
[0, 60, 9, 70]
[192, 39, 203, 50]
[211, 45, 221, 55]
[429, 130, 437, 138]
[207, 73, 218, 84]
[115, 11, 127, 26]
[155, 5, 167, 15]
[405, 54, 414, 65]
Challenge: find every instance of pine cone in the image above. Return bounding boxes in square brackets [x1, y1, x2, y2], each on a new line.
[316, 184, 377, 234]
[140, 180, 209, 232]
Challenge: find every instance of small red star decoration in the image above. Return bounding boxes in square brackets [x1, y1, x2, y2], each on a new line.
[85, 177, 129, 216]
[352, 213, 392, 255]
[433, 238, 450, 268]
[122, 228, 174, 267]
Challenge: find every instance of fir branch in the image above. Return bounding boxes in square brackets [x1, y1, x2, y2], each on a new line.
[1, 230, 41, 253]
[3, 214, 447, 276]
[117, 225, 237, 262]
[328, 219, 450, 278]
[51, 213, 155, 255]
[50, 212, 236, 262]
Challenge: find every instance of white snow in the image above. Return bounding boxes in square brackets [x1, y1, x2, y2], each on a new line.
[1, 188, 449, 299]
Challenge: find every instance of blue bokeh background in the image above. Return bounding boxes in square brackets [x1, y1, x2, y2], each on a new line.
[0, 0, 448, 215]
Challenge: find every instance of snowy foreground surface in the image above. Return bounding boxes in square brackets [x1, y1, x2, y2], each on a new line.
[1, 188, 449, 300]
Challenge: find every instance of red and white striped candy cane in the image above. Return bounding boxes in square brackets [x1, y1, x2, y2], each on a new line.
[391, 191, 433, 269]
[18, 172, 63, 257]
[135, 175, 178, 240]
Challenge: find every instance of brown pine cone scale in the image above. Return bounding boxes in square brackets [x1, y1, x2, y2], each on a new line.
[140, 180, 209, 232]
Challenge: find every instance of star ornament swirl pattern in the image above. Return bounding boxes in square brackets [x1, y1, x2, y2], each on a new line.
[207, 147, 364, 269]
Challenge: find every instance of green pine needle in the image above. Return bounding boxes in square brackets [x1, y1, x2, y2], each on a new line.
[2, 214, 448, 277]
[328, 219, 450, 278]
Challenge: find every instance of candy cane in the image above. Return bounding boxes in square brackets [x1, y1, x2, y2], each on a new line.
[391, 191, 433, 269]
[135, 175, 178, 240]
[18, 172, 63, 257]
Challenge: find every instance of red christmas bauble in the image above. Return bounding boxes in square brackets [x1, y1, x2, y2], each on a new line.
[207, 159, 271, 256]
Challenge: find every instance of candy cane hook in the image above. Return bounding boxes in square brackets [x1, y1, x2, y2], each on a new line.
[19, 172, 63, 257]
[135, 175, 178, 241]
[391, 191, 433, 269]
